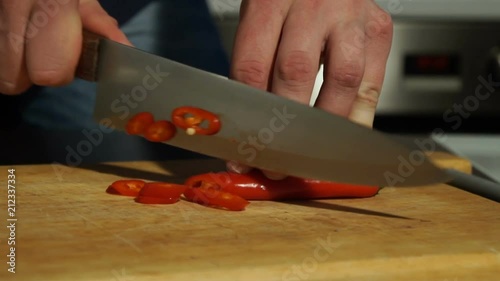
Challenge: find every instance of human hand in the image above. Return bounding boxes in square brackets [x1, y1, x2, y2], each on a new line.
[227, 0, 393, 178]
[0, 0, 131, 95]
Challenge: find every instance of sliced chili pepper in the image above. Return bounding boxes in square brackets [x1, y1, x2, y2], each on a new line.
[144, 120, 176, 142]
[125, 112, 155, 135]
[135, 196, 179, 204]
[185, 171, 380, 200]
[106, 180, 146, 197]
[135, 182, 187, 204]
[172, 106, 221, 135]
[183, 186, 249, 211]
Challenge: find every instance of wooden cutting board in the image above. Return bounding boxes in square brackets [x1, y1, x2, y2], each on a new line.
[1, 152, 499, 281]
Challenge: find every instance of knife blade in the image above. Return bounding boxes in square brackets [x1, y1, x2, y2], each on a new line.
[74, 30, 450, 187]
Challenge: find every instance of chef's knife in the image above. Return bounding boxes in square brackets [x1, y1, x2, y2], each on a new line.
[74, 30, 451, 188]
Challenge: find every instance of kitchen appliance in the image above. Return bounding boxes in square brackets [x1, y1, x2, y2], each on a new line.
[375, 16, 500, 119]
[208, 0, 500, 132]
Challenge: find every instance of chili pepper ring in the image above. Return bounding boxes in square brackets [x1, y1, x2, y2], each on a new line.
[172, 106, 221, 135]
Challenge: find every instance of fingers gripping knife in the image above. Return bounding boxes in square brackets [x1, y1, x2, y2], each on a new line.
[74, 30, 500, 202]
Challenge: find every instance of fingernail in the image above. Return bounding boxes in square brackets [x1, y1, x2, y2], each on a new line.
[262, 170, 287, 180]
[226, 161, 252, 174]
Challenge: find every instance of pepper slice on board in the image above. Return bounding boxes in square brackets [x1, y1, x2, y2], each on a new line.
[185, 171, 380, 200]
[135, 182, 187, 204]
[106, 180, 146, 197]
[183, 186, 250, 211]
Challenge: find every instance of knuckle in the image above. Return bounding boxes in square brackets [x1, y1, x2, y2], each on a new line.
[368, 10, 393, 39]
[329, 62, 364, 89]
[232, 59, 268, 87]
[357, 83, 381, 107]
[277, 51, 316, 84]
[380, 11, 394, 28]
[378, 16, 393, 37]
[30, 69, 73, 86]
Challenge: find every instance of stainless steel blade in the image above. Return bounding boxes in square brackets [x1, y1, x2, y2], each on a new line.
[92, 39, 451, 187]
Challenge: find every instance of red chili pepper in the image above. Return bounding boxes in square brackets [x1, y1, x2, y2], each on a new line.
[171, 106, 221, 135]
[135, 182, 187, 204]
[185, 171, 380, 200]
[144, 120, 176, 142]
[183, 186, 249, 211]
[125, 112, 155, 135]
[106, 180, 146, 197]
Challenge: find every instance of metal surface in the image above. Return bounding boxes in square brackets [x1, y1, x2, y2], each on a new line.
[446, 168, 500, 202]
[92, 40, 450, 186]
[309, 21, 500, 117]
[376, 20, 500, 116]
[433, 134, 500, 183]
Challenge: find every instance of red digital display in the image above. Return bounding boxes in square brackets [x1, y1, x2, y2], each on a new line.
[405, 54, 460, 76]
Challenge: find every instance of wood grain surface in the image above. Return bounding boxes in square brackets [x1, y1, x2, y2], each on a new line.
[1, 152, 499, 281]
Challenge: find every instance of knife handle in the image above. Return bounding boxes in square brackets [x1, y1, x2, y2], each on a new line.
[445, 169, 500, 203]
[75, 30, 104, 82]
